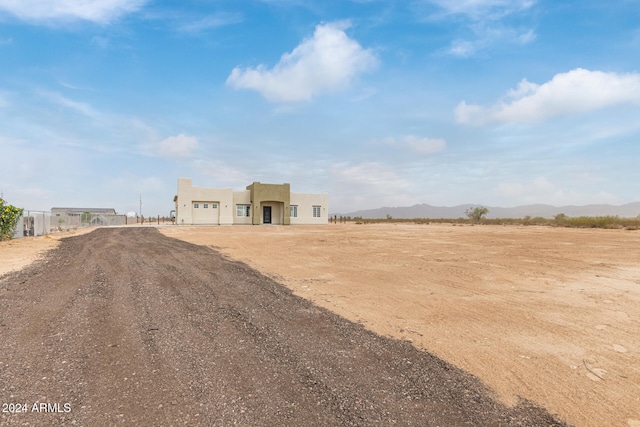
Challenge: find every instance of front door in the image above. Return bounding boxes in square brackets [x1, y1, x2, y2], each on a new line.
[263, 206, 272, 224]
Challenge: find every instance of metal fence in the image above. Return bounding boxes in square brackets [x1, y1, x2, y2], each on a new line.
[12, 210, 173, 238]
[51, 212, 128, 232]
[14, 211, 131, 238]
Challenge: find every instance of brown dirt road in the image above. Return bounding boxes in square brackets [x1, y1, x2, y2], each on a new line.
[161, 223, 640, 427]
[0, 227, 564, 426]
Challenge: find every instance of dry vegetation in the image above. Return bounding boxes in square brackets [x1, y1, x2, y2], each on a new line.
[342, 215, 640, 230]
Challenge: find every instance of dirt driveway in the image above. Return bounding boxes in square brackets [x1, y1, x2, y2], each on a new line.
[0, 227, 563, 426]
[161, 223, 640, 427]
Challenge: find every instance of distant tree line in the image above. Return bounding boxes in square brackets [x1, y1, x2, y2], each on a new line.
[330, 207, 640, 230]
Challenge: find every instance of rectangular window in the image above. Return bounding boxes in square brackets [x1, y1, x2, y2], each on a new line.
[290, 205, 298, 218]
[194, 203, 199, 208]
[313, 206, 321, 218]
[203, 203, 209, 209]
[212, 203, 218, 209]
[236, 204, 251, 217]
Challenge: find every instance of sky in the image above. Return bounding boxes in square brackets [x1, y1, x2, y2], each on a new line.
[1, 0, 639, 215]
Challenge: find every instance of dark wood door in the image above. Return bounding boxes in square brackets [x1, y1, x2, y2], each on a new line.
[263, 206, 272, 224]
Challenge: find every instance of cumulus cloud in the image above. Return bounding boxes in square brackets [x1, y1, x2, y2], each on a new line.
[157, 134, 198, 159]
[455, 68, 640, 125]
[226, 21, 378, 102]
[384, 135, 446, 155]
[0, 0, 147, 24]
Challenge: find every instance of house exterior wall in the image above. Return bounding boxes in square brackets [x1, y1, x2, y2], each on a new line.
[175, 178, 234, 225]
[290, 192, 329, 225]
[175, 178, 327, 225]
[232, 190, 252, 225]
[246, 182, 291, 225]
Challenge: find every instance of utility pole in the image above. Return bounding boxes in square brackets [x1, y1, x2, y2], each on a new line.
[139, 194, 142, 217]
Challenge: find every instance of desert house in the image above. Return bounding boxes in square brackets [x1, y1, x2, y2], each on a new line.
[173, 178, 328, 225]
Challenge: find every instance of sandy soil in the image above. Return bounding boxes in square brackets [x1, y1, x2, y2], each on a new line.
[0, 228, 563, 426]
[159, 223, 640, 427]
[0, 228, 93, 277]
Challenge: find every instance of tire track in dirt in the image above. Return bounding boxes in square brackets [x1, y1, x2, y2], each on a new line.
[1, 227, 567, 426]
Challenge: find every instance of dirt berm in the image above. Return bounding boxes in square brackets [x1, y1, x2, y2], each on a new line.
[0, 227, 566, 426]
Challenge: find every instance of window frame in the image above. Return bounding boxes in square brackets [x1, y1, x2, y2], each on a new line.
[236, 204, 251, 217]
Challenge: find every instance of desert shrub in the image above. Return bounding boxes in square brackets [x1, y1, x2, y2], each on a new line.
[0, 198, 23, 241]
[465, 206, 489, 223]
[564, 216, 618, 228]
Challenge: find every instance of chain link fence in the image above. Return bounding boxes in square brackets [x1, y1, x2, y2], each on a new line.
[15, 211, 132, 238]
[51, 212, 128, 232]
[13, 210, 173, 238]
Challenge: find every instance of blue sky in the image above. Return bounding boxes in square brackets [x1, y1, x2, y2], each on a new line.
[1, 0, 639, 215]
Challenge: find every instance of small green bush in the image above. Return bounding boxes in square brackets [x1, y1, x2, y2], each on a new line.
[0, 198, 23, 241]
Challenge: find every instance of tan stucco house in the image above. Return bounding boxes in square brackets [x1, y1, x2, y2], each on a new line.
[173, 178, 328, 225]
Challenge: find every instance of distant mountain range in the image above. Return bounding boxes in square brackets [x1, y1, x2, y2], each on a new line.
[340, 202, 640, 219]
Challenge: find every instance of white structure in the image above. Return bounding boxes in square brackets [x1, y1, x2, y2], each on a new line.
[173, 178, 328, 225]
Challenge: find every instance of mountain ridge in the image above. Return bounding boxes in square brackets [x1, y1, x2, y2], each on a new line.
[338, 202, 640, 219]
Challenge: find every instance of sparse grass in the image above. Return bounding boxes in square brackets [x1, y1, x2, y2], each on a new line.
[335, 215, 640, 230]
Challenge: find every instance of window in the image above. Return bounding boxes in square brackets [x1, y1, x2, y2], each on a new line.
[236, 204, 251, 217]
[212, 203, 218, 209]
[203, 203, 209, 209]
[290, 205, 298, 218]
[313, 206, 321, 218]
[194, 203, 199, 208]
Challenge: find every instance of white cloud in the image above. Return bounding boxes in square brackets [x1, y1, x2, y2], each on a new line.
[426, 1, 536, 57]
[404, 136, 447, 154]
[428, 0, 535, 20]
[193, 159, 252, 185]
[384, 135, 446, 155]
[177, 12, 242, 33]
[455, 68, 640, 125]
[38, 90, 99, 118]
[226, 21, 378, 102]
[157, 134, 198, 159]
[496, 176, 620, 206]
[329, 162, 414, 211]
[0, 0, 147, 24]
[446, 24, 536, 57]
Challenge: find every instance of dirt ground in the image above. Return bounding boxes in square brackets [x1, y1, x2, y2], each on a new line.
[0, 227, 564, 426]
[159, 223, 640, 427]
[0, 228, 93, 277]
[1, 224, 638, 426]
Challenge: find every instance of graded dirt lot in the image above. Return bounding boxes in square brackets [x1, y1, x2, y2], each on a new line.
[0, 227, 564, 426]
[160, 223, 640, 427]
